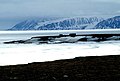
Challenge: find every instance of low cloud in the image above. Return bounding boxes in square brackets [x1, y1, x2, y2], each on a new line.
[0, 0, 120, 29]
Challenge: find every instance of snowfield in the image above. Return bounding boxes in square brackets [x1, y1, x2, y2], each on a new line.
[0, 30, 120, 66]
[0, 41, 120, 66]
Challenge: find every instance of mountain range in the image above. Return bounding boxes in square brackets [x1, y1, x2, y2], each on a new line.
[9, 16, 120, 30]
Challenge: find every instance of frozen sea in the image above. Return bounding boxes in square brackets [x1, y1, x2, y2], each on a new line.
[0, 30, 120, 66]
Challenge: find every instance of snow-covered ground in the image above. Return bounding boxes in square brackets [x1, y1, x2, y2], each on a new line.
[0, 30, 120, 66]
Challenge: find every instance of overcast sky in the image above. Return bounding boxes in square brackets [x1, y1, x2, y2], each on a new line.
[0, 0, 120, 29]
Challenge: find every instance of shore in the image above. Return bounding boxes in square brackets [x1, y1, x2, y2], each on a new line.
[0, 55, 120, 81]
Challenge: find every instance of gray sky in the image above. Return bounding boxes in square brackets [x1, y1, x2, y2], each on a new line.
[0, 0, 120, 29]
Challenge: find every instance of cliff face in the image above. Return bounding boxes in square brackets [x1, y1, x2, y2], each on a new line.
[10, 17, 103, 30]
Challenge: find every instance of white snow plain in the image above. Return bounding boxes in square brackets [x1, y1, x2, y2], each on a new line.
[0, 40, 120, 66]
[0, 30, 120, 66]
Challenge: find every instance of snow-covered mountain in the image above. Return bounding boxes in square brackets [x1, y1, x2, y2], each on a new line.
[9, 17, 103, 30]
[36, 17, 103, 30]
[95, 16, 120, 29]
[10, 20, 38, 30]
[9, 17, 60, 30]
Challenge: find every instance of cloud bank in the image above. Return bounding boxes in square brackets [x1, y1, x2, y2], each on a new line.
[0, 0, 120, 29]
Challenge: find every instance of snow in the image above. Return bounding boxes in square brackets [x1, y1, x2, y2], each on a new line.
[0, 41, 120, 66]
[0, 30, 120, 66]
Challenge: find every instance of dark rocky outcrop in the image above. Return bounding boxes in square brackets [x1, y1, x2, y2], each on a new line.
[3, 34, 120, 44]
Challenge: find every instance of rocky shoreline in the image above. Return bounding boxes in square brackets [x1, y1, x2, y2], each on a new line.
[0, 55, 120, 81]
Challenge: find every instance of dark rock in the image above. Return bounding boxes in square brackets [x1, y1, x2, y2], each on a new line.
[69, 33, 76, 37]
[4, 40, 26, 44]
[0, 55, 120, 81]
[78, 38, 88, 41]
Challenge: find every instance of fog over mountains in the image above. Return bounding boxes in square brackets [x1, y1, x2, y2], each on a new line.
[9, 16, 120, 30]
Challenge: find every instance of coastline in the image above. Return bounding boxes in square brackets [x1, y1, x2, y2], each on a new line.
[0, 55, 120, 81]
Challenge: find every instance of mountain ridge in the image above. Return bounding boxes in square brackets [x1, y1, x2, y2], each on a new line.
[9, 15, 120, 30]
[9, 16, 103, 30]
[95, 16, 120, 29]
